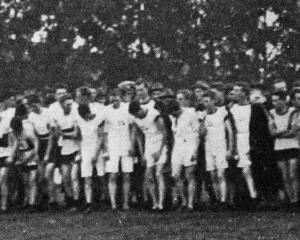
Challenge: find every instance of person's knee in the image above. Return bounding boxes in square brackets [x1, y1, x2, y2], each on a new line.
[242, 167, 251, 178]
[29, 173, 37, 186]
[289, 167, 298, 180]
[123, 173, 130, 183]
[145, 172, 155, 184]
[109, 173, 117, 183]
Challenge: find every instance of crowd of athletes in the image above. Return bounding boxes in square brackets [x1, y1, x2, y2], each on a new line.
[0, 77, 299, 214]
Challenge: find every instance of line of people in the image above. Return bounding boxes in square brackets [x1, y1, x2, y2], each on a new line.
[0, 77, 299, 213]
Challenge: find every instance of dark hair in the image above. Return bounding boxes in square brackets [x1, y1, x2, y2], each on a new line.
[27, 94, 41, 105]
[78, 104, 91, 118]
[44, 94, 56, 106]
[290, 88, 300, 100]
[211, 81, 225, 92]
[272, 90, 287, 101]
[135, 77, 151, 90]
[168, 100, 181, 113]
[233, 81, 250, 96]
[59, 94, 73, 105]
[177, 89, 192, 100]
[79, 87, 91, 98]
[129, 100, 142, 115]
[110, 88, 121, 97]
[15, 103, 28, 117]
[202, 90, 216, 100]
[10, 116, 23, 135]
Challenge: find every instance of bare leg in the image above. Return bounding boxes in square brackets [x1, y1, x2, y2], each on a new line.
[156, 164, 166, 210]
[185, 166, 196, 209]
[289, 159, 299, 203]
[145, 167, 158, 209]
[278, 161, 291, 201]
[0, 167, 9, 211]
[71, 163, 80, 201]
[45, 163, 55, 204]
[242, 166, 257, 199]
[28, 170, 38, 206]
[108, 173, 118, 209]
[122, 173, 131, 210]
[217, 168, 227, 203]
[84, 177, 93, 204]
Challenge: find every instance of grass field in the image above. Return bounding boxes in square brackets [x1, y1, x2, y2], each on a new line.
[0, 209, 299, 240]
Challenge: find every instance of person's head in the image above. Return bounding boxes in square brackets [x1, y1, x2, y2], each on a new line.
[202, 90, 217, 113]
[271, 90, 287, 111]
[28, 95, 42, 114]
[10, 116, 23, 136]
[89, 88, 97, 102]
[78, 87, 92, 104]
[43, 93, 56, 107]
[129, 100, 147, 119]
[176, 89, 192, 108]
[55, 83, 67, 101]
[110, 88, 121, 108]
[192, 80, 210, 102]
[291, 89, 300, 109]
[135, 77, 151, 100]
[151, 82, 164, 100]
[122, 87, 135, 103]
[168, 100, 182, 118]
[211, 82, 225, 106]
[232, 81, 250, 103]
[15, 103, 28, 119]
[273, 78, 287, 92]
[59, 94, 73, 115]
[78, 103, 91, 120]
[250, 84, 267, 104]
[95, 89, 107, 104]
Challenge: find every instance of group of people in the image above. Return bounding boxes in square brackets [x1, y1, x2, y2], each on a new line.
[0, 77, 299, 214]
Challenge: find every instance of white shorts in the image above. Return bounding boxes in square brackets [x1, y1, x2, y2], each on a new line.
[205, 144, 228, 171]
[236, 134, 251, 168]
[145, 144, 167, 168]
[80, 144, 105, 178]
[171, 140, 197, 176]
[105, 155, 134, 173]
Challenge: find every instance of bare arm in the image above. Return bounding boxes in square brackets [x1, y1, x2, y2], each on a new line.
[225, 119, 234, 157]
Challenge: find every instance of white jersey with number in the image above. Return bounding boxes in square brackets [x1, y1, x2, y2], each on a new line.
[105, 103, 133, 156]
[270, 107, 299, 150]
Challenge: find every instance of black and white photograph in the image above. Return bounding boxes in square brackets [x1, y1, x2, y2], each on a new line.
[0, 0, 299, 239]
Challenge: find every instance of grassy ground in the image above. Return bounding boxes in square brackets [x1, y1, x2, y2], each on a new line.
[0, 209, 299, 240]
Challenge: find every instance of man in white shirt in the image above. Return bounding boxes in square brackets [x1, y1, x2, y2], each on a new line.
[169, 101, 200, 210]
[0, 102, 14, 212]
[52, 94, 80, 210]
[105, 90, 135, 210]
[129, 100, 168, 211]
[230, 82, 258, 202]
[28, 95, 54, 210]
[76, 103, 105, 213]
[270, 90, 300, 206]
[202, 91, 234, 207]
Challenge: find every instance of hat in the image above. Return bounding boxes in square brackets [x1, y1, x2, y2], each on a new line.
[192, 80, 210, 90]
[151, 82, 164, 91]
[158, 88, 175, 100]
